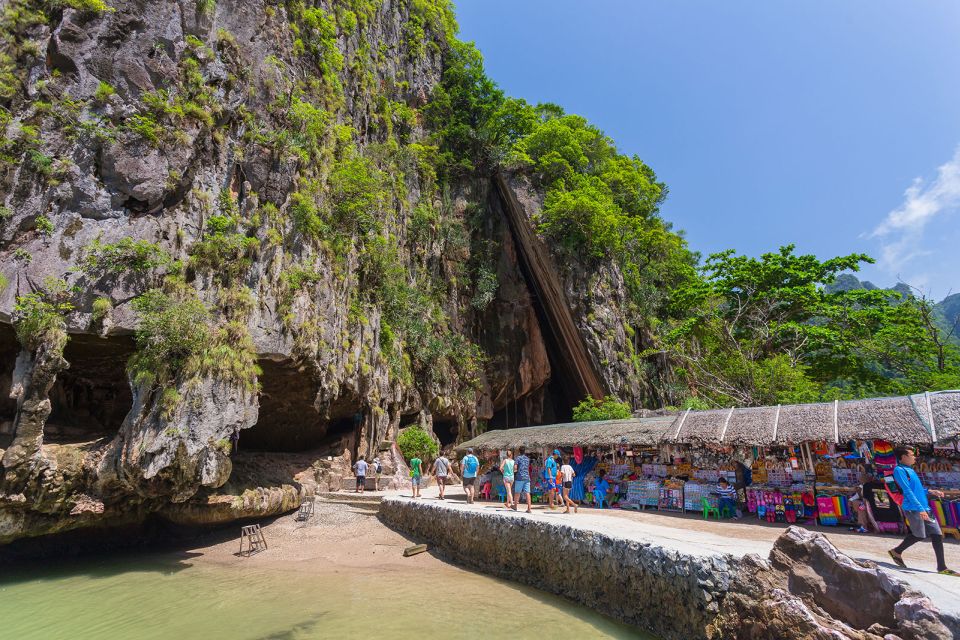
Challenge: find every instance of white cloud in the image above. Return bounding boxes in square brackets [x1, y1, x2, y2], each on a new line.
[870, 146, 960, 274]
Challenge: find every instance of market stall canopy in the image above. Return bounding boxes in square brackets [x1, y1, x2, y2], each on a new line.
[456, 390, 960, 452]
[455, 416, 677, 453]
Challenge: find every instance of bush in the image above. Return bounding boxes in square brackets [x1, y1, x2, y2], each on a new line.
[82, 238, 171, 276]
[35, 214, 54, 235]
[128, 287, 211, 387]
[94, 81, 115, 103]
[91, 296, 112, 321]
[327, 152, 387, 235]
[572, 395, 632, 422]
[13, 290, 72, 353]
[397, 426, 439, 462]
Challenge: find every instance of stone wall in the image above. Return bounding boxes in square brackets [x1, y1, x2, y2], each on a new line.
[379, 498, 731, 640]
[380, 499, 960, 640]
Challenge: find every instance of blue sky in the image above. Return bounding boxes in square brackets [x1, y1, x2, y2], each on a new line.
[454, 1, 960, 298]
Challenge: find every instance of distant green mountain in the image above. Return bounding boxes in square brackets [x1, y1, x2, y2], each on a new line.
[829, 274, 959, 343]
[937, 293, 960, 341]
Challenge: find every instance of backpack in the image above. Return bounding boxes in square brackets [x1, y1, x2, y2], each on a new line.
[464, 455, 479, 475]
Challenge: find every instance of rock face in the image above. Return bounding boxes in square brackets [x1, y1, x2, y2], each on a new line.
[379, 501, 959, 640]
[0, 0, 652, 544]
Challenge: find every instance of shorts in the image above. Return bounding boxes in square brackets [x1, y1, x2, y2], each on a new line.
[503, 477, 514, 485]
[437, 475, 447, 485]
[411, 476, 421, 487]
[514, 480, 531, 496]
[905, 511, 943, 539]
[563, 481, 572, 490]
[545, 479, 557, 491]
[356, 475, 365, 488]
[463, 477, 476, 488]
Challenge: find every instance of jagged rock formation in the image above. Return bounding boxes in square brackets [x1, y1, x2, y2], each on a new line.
[0, 0, 652, 544]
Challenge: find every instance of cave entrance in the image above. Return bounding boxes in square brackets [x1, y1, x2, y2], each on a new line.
[433, 419, 457, 447]
[45, 333, 136, 443]
[241, 359, 325, 453]
[0, 323, 19, 447]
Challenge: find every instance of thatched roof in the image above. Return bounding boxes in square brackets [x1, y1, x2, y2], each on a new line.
[724, 405, 778, 446]
[775, 402, 835, 445]
[456, 416, 677, 453]
[457, 391, 960, 452]
[838, 396, 930, 443]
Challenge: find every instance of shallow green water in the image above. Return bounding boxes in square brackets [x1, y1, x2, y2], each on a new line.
[0, 552, 650, 639]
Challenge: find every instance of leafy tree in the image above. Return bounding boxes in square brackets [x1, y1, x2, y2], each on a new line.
[663, 245, 960, 406]
[423, 41, 535, 174]
[397, 426, 439, 462]
[572, 395, 633, 422]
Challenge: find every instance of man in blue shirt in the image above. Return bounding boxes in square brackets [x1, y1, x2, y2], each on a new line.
[461, 448, 480, 504]
[544, 450, 560, 510]
[889, 447, 956, 576]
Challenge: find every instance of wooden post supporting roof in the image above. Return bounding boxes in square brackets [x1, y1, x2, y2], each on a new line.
[833, 399, 839, 444]
[925, 391, 938, 442]
[772, 404, 781, 442]
[719, 407, 734, 442]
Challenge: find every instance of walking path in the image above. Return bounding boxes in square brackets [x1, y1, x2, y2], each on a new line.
[397, 483, 960, 619]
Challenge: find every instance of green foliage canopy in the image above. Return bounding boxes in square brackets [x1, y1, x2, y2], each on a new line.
[396, 426, 439, 462]
[572, 395, 633, 422]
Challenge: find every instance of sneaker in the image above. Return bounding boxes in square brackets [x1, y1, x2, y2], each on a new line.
[888, 550, 907, 568]
[856, 527, 868, 534]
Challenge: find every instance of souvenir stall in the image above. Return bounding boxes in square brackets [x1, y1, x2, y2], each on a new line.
[807, 438, 960, 535]
[455, 390, 960, 537]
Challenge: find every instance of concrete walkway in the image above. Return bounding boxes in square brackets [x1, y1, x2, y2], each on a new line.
[394, 483, 960, 619]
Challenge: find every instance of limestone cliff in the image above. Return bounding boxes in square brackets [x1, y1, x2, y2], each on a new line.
[0, 0, 652, 544]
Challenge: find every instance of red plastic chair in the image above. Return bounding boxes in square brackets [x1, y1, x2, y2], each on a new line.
[480, 481, 492, 501]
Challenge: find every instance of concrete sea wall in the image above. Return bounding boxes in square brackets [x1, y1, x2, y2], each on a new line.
[379, 498, 731, 640]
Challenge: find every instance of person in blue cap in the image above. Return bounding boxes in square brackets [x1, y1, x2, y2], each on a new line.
[544, 450, 560, 510]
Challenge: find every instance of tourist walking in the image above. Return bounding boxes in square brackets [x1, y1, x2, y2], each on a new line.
[560, 456, 577, 513]
[354, 456, 368, 494]
[544, 449, 560, 510]
[514, 446, 532, 513]
[888, 447, 957, 576]
[372, 456, 382, 491]
[461, 447, 480, 504]
[409, 455, 423, 498]
[500, 450, 516, 509]
[433, 453, 451, 499]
